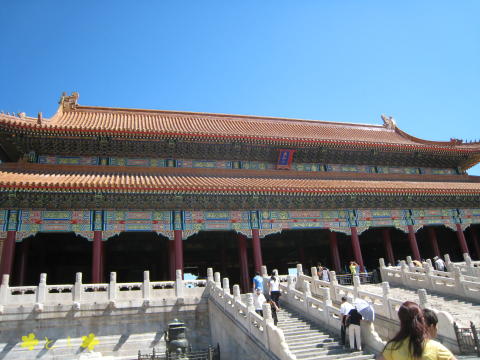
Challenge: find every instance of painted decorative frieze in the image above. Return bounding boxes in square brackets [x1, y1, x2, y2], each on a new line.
[38, 155, 98, 165]
[3, 207, 479, 242]
[104, 211, 171, 235]
[35, 154, 459, 176]
[183, 211, 250, 232]
[259, 210, 350, 231]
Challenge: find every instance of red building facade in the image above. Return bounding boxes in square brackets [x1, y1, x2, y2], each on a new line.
[1, 93, 480, 289]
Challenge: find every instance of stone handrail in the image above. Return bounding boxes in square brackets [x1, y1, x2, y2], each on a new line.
[207, 269, 296, 360]
[379, 258, 480, 302]
[287, 264, 459, 353]
[279, 275, 386, 353]
[447, 253, 480, 278]
[0, 270, 207, 312]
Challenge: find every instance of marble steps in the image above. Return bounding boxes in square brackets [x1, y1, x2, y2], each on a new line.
[277, 307, 375, 360]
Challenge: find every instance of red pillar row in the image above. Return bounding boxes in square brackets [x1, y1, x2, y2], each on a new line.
[470, 227, 480, 260]
[169, 239, 176, 281]
[350, 227, 365, 272]
[328, 230, 341, 273]
[251, 229, 263, 273]
[174, 230, 184, 279]
[427, 227, 441, 258]
[455, 224, 470, 255]
[0, 231, 17, 277]
[237, 233, 249, 292]
[382, 228, 395, 266]
[407, 225, 421, 261]
[17, 238, 30, 286]
[92, 230, 103, 283]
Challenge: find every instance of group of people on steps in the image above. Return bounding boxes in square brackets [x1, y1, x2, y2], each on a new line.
[251, 267, 456, 360]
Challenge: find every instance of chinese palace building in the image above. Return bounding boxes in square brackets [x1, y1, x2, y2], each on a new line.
[1, 92, 480, 291]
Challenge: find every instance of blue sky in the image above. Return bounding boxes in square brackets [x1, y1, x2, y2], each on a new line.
[1, 1, 479, 173]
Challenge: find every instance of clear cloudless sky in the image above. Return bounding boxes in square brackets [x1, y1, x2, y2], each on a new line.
[1, 1, 479, 173]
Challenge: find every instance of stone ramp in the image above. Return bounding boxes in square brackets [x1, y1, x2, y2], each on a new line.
[277, 307, 375, 360]
[361, 283, 480, 327]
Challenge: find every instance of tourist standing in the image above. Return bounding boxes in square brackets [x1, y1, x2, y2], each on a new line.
[347, 306, 363, 351]
[349, 261, 358, 275]
[379, 301, 456, 360]
[252, 271, 264, 292]
[268, 298, 279, 326]
[412, 259, 423, 268]
[339, 296, 353, 346]
[321, 266, 330, 282]
[253, 288, 266, 317]
[268, 269, 281, 306]
[434, 256, 446, 272]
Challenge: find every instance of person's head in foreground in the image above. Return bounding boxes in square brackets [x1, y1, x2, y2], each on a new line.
[423, 308, 438, 339]
[255, 288, 262, 295]
[380, 301, 456, 360]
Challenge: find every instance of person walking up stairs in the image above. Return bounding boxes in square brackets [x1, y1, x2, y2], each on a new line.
[276, 306, 375, 360]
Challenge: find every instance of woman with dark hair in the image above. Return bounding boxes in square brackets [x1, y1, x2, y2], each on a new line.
[379, 301, 456, 360]
[268, 269, 281, 306]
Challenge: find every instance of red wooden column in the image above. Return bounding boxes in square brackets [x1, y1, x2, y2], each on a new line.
[381, 228, 395, 266]
[297, 241, 306, 266]
[17, 238, 30, 285]
[174, 230, 184, 278]
[328, 230, 341, 273]
[0, 231, 17, 277]
[168, 239, 176, 280]
[92, 230, 103, 283]
[427, 227, 441, 258]
[251, 229, 263, 273]
[470, 227, 480, 260]
[350, 227, 365, 272]
[407, 225, 421, 261]
[455, 223, 470, 255]
[99, 241, 106, 283]
[237, 233, 249, 292]
[220, 240, 227, 274]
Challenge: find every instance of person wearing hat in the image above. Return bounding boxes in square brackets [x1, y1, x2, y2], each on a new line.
[434, 256, 445, 272]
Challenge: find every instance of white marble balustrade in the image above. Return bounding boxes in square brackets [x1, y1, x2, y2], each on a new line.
[446, 253, 480, 278]
[207, 268, 296, 360]
[284, 264, 459, 354]
[278, 274, 386, 353]
[379, 257, 480, 302]
[0, 270, 207, 312]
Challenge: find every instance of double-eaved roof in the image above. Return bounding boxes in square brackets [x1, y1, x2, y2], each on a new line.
[0, 92, 479, 152]
[1, 93, 480, 209]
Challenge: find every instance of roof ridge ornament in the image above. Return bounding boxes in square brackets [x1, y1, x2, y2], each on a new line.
[381, 114, 396, 130]
[59, 92, 79, 111]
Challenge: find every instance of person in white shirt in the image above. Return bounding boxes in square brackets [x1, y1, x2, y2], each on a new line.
[322, 267, 330, 282]
[340, 296, 354, 346]
[434, 256, 446, 272]
[268, 269, 281, 306]
[253, 288, 266, 316]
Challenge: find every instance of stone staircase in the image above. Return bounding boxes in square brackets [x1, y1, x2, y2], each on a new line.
[360, 283, 480, 328]
[277, 307, 375, 360]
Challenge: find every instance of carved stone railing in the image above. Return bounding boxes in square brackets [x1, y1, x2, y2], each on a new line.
[0, 270, 207, 312]
[284, 264, 459, 354]
[446, 253, 480, 278]
[279, 275, 385, 353]
[379, 258, 480, 302]
[207, 268, 296, 360]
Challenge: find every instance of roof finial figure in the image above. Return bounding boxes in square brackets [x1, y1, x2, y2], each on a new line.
[59, 92, 79, 111]
[381, 114, 396, 130]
